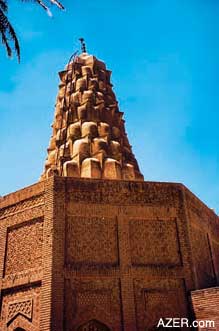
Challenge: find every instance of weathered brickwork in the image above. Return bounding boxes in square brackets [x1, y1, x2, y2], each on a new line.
[211, 241, 219, 282]
[0, 285, 41, 331]
[129, 219, 181, 266]
[185, 188, 219, 290]
[0, 183, 44, 331]
[4, 218, 43, 276]
[191, 287, 219, 330]
[134, 278, 188, 330]
[66, 216, 118, 266]
[0, 194, 44, 220]
[190, 225, 215, 288]
[64, 278, 122, 331]
[0, 177, 219, 330]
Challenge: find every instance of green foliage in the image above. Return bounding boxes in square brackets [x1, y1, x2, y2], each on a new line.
[0, 0, 64, 61]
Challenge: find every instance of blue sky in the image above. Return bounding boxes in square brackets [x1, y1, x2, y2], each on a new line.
[1, 0, 219, 211]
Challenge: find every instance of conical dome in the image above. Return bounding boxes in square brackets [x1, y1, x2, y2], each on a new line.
[41, 52, 143, 181]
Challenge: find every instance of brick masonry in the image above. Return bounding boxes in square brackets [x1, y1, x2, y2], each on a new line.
[191, 287, 219, 330]
[0, 177, 219, 330]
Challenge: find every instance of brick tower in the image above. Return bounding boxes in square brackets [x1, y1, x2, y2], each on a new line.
[40, 51, 143, 182]
[1, 49, 219, 331]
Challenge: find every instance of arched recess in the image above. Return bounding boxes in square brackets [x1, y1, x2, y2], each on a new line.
[7, 315, 37, 331]
[77, 319, 111, 331]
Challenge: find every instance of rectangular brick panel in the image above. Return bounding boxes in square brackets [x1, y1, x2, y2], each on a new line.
[64, 277, 122, 331]
[66, 216, 118, 266]
[1, 284, 41, 330]
[4, 218, 43, 276]
[129, 219, 181, 266]
[134, 278, 188, 331]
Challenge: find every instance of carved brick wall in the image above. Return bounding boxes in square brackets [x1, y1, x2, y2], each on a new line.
[1, 177, 219, 331]
[66, 216, 118, 266]
[1, 285, 41, 331]
[4, 218, 43, 276]
[0, 183, 45, 331]
[0, 194, 44, 220]
[64, 278, 121, 331]
[64, 179, 195, 331]
[66, 179, 182, 206]
[129, 219, 181, 266]
[134, 278, 188, 331]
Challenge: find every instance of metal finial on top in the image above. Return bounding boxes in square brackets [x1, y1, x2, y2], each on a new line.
[79, 38, 87, 53]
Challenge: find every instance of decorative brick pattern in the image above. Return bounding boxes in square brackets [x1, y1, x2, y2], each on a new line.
[144, 290, 182, 329]
[1, 268, 43, 290]
[1, 285, 41, 330]
[3, 205, 44, 229]
[7, 298, 33, 323]
[134, 278, 188, 331]
[66, 216, 118, 266]
[65, 277, 121, 331]
[0, 181, 44, 210]
[129, 219, 181, 266]
[77, 291, 111, 317]
[0, 177, 219, 331]
[66, 179, 182, 206]
[4, 218, 43, 276]
[0, 195, 44, 220]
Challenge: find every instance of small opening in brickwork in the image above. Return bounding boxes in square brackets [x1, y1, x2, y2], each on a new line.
[77, 319, 110, 331]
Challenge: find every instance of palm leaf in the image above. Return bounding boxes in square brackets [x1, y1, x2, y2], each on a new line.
[0, 8, 20, 61]
[49, 0, 64, 10]
[1, 31, 12, 57]
[19, 0, 64, 15]
[0, 0, 64, 61]
[0, 0, 7, 12]
[6, 18, 20, 61]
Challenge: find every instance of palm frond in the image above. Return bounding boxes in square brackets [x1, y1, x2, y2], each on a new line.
[49, 0, 64, 10]
[0, 8, 20, 61]
[0, 0, 64, 61]
[19, 0, 64, 14]
[6, 19, 20, 61]
[36, 0, 52, 16]
[1, 31, 12, 57]
[0, 0, 7, 12]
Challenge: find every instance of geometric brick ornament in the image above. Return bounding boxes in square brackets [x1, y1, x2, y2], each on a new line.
[7, 299, 33, 323]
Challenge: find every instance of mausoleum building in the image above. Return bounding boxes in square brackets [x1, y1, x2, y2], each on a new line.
[0, 50, 219, 331]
